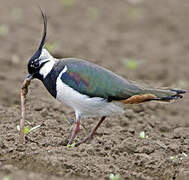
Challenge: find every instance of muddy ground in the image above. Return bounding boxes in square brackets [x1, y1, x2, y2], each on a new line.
[0, 0, 189, 179]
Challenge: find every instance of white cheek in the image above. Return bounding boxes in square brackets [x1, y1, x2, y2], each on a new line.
[39, 60, 55, 78]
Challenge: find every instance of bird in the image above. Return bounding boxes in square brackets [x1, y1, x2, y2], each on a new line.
[26, 9, 186, 146]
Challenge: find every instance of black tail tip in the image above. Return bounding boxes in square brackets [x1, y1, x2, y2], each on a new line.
[170, 89, 186, 94]
[169, 89, 186, 100]
[160, 94, 183, 101]
[158, 89, 186, 101]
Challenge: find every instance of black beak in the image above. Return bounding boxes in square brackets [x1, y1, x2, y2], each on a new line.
[26, 74, 34, 81]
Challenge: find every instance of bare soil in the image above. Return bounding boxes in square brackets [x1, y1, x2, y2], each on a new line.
[0, 0, 189, 179]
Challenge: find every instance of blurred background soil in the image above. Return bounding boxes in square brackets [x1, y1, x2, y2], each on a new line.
[0, 0, 189, 179]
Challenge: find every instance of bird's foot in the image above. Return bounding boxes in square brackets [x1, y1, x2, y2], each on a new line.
[67, 121, 80, 145]
[75, 135, 93, 147]
[75, 116, 106, 147]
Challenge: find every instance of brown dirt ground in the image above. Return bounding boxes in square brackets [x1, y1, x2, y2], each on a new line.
[0, 0, 189, 179]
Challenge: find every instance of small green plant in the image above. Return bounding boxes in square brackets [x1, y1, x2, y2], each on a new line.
[139, 131, 148, 139]
[88, 7, 99, 20]
[127, 7, 144, 20]
[122, 59, 144, 70]
[170, 156, 177, 161]
[109, 173, 120, 180]
[2, 175, 12, 180]
[170, 152, 188, 161]
[63, 114, 73, 125]
[67, 142, 76, 148]
[17, 125, 41, 135]
[61, 0, 76, 8]
[0, 24, 9, 36]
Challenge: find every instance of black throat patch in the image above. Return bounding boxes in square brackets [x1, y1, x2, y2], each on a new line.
[42, 61, 65, 98]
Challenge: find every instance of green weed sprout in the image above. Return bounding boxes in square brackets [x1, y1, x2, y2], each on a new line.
[170, 152, 188, 161]
[122, 59, 144, 70]
[0, 24, 9, 37]
[109, 173, 120, 180]
[127, 7, 144, 20]
[88, 7, 99, 20]
[139, 131, 148, 139]
[17, 125, 41, 135]
[61, 0, 75, 8]
[2, 175, 12, 180]
[63, 114, 73, 125]
[67, 142, 76, 148]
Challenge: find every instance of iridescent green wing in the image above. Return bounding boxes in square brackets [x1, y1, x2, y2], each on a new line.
[59, 58, 142, 101]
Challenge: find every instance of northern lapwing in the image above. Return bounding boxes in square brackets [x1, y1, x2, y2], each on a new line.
[26, 9, 186, 146]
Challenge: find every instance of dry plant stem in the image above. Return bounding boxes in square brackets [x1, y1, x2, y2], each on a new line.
[20, 79, 31, 144]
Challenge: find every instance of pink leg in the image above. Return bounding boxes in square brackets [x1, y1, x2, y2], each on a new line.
[76, 116, 106, 146]
[68, 121, 80, 145]
[68, 113, 81, 145]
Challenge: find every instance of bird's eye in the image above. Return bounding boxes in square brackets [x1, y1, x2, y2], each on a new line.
[32, 60, 40, 68]
[34, 61, 39, 68]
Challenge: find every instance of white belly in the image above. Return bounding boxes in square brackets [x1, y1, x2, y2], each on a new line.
[56, 71, 124, 117]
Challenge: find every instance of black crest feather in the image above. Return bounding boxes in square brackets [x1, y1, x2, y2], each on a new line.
[38, 7, 47, 51]
[29, 7, 47, 61]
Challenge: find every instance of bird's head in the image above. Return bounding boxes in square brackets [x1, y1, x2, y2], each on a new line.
[27, 8, 52, 80]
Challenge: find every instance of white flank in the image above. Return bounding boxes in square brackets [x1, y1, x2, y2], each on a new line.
[39, 49, 55, 78]
[56, 68, 124, 118]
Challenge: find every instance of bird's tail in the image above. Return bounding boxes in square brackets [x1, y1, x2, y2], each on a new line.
[120, 88, 186, 104]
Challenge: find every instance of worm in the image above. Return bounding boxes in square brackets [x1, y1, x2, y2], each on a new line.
[20, 78, 31, 144]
